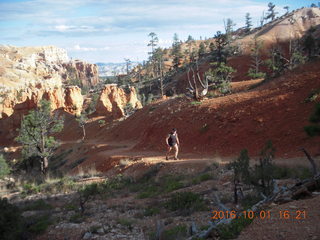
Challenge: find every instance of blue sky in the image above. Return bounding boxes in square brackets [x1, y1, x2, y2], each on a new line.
[0, 0, 312, 63]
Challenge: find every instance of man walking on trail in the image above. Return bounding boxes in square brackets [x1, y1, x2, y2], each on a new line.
[166, 128, 180, 160]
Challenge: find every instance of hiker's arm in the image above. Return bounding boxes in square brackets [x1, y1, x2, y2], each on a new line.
[176, 134, 180, 145]
[165, 135, 170, 146]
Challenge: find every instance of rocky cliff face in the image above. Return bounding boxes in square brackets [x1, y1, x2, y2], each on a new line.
[0, 45, 99, 90]
[64, 86, 84, 115]
[0, 45, 100, 118]
[0, 85, 83, 119]
[95, 85, 142, 119]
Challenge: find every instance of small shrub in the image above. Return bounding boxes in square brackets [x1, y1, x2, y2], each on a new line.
[192, 173, 213, 184]
[0, 198, 24, 240]
[273, 165, 312, 180]
[304, 89, 320, 103]
[240, 194, 263, 210]
[199, 123, 209, 133]
[117, 218, 133, 231]
[98, 119, 106, 127]
[0, 154, 10, 179]
[190, 101, 202, 106]
[162, 225, 188, 240]
[27, 214, 53, 234]
[144, 207, 160, 216]
[22, 183, 41, 195]
[70, 212, 85, 223]
[217, 215, 253, 239]
[21, 199, 53, 211]
[165, 192, 206, 214]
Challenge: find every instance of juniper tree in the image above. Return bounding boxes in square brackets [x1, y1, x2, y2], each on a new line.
[283, 6, 289, 14]
[15, 99, 64, 175]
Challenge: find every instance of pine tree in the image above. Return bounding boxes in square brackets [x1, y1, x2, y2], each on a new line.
[205, 62, 236, 94]
[265, 2, 278, 21]
[198, 42, 206, 57]
[247, 37, 266, 79]
[171, 33, 183, 70]
[214, 31, 228, 64]
[283, 6, 289, 14]
[147, 32, 158, 56]
[224, 18, 236, 41]
[15, 100, 64, 175]
[245, 13, 253, 32]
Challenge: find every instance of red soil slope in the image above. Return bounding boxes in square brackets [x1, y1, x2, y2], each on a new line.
[99, 60, 320, 159]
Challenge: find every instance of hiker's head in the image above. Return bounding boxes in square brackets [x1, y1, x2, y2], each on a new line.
[171, 128, 177, 134]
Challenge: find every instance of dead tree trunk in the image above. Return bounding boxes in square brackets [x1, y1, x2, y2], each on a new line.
[301, 148, 318, 176]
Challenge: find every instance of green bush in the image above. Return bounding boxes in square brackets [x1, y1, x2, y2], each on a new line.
[162, 225, 188, 240]
[217, 216, 253, 239]
[22, 183, 41, 195]
[27, 214, 52, 234]
[165, 192, 206, 214]
[0, 198, 24, 240]
[21, 199, 53, 211]
[0, 154, 10, 179]
[144, 207, 160, 216]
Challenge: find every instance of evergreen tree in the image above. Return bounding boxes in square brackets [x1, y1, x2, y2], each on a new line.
[15, 100, 64, 174]
[283, 6, 289, 14]
[198, 42, 206, 57]
[265, 2, 278, 21]
[186, 35, 194, 42]
[247, 37, 266, 79]
[214, 31, 228, 64]
[224, 18, 236, 41]
[147, 32, 158, 56]
[303, 27, 316, 58]
[205, 62, 236, 94]
[251, 141, 275, 196]
[124, 58, 131, 75]
[245, 13, 252, 32]
[265, 46, 286, 77]
[171, 33, 183, 70]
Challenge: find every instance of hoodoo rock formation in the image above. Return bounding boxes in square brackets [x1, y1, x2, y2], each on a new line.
[0, 45, 99, 118]
[64, 86, 84, 115]
[95, 85, 142, 119]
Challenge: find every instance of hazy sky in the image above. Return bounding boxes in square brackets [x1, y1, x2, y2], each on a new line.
[0, 0, 312, 63]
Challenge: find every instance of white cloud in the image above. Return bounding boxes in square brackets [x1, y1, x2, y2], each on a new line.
[69, 44, 110, 52]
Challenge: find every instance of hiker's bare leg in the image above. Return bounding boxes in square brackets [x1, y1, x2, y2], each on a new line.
[174, 144, 179, 159]
[166, 146, 172, 159]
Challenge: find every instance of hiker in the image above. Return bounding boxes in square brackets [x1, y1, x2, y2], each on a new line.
[165, 128, 180, 160]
